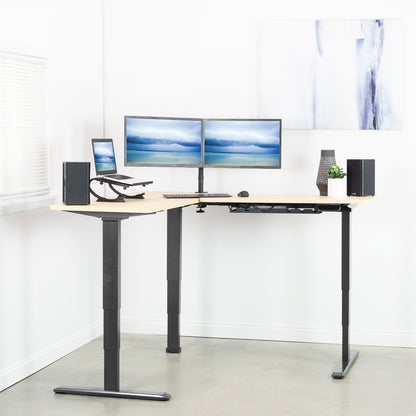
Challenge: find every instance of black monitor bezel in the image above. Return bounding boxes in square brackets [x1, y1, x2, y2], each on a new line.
[202, 118, 282, 169]
[124, 115, 204, 168]
[92, 138, 117, 175]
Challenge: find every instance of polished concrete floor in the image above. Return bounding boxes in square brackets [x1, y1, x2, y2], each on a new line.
[0, 334, 415, 416]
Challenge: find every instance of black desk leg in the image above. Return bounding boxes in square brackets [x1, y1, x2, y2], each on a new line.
[166, 208, 182, 353]
[54, 217, 171, 401]
[103, 218, 121, 391]
[332, 206, 359, 379]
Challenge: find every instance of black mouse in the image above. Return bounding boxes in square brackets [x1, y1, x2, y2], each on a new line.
[238, 190, 249, 197]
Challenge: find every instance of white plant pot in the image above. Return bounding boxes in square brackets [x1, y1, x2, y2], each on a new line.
[327, 178, 346, 197]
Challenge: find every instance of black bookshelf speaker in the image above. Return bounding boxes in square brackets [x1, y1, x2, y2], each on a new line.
[63, 162, 90, 205]
[347, 159, 375, 196]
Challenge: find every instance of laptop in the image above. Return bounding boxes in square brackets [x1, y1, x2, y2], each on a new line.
[92, 138, 151, 186]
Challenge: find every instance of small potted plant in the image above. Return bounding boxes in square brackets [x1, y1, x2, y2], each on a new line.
[327, 164, 347, 197]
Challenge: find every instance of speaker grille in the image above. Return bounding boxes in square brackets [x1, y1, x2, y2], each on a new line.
[63, 162, 90, 205]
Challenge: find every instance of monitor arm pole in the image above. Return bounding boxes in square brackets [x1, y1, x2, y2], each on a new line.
[196, 167, 206, 213]
[197, 167, 204, 193]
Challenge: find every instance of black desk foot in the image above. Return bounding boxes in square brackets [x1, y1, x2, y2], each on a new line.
[331, 349, 359, 379]
[54, 387, 171, 401]
[166, 346, 181, 353]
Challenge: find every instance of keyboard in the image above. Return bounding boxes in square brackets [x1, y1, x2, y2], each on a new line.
[163, 193, 232, 199]
[105, 174, 132, 180]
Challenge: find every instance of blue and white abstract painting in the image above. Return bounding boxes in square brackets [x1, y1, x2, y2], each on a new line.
[125, 117, 202, 167]
[258, 19, 404, 130]
[204, 120, 281, 168]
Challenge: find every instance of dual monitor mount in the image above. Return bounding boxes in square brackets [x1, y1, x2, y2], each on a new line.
[89, 177, 153, 203]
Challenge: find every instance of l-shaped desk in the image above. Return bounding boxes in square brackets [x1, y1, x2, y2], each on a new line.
[50, 191, 373, 401]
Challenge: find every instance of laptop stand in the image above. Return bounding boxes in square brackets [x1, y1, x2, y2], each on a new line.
[89, 177, 153, 202]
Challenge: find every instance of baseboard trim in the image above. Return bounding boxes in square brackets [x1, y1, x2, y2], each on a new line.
[3, 320, 413, 392]
[121, 318, 416, 348]
[0, 322, 102, 392]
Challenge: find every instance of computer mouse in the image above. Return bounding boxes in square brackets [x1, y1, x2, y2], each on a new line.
[238, 190, 249, 197]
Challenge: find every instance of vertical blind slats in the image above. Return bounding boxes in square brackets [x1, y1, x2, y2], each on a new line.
[0, 52, 49, 199]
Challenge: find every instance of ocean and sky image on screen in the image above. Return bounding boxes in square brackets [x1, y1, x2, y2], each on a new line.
[93, 141, 116, 172]
[204, 120, 281, 168]
[126, 117, 202, 167]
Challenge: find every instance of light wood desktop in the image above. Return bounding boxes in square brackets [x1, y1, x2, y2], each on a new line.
[50, 191, 198, 214]
[50, 191, 373, 400]
[51, 191, 372, 213]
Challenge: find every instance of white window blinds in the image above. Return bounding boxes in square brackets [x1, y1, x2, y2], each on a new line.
[0, 51, 49, 201]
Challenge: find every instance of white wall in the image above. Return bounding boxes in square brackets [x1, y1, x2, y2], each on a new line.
[0, 0, 104, 391]
[103, 0, 416, 347]
[1, 0, 415, 393]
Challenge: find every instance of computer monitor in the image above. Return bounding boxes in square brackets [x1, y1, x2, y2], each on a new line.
[125, 116, 203, 167]
[203, 119, 282, 168]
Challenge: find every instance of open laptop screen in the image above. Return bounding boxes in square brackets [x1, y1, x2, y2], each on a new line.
[92, 138, 117, 175]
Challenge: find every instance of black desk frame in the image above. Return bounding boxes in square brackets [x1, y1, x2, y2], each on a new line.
[166, 202, 358, 379]
[54, 200, 358, 402]
[54, 211, 171, 401]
